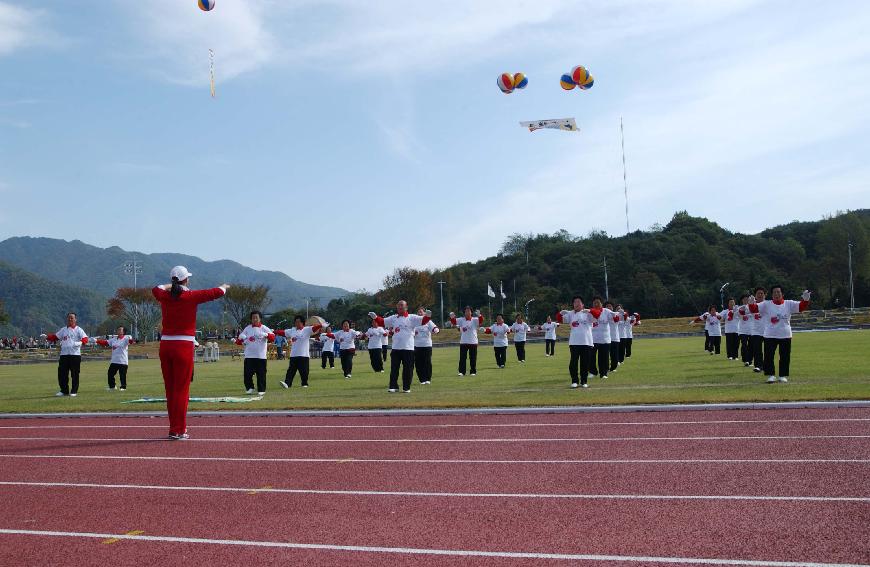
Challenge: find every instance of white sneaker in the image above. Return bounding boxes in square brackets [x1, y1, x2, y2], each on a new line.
[744, 362, 751, 367]
[55, 391, 66, 397]
[766, 376, 777, 383]
[106, 387, 117, 391]
[246, 388, 255, 394]
[570, 383, 579, 389]
[119, 387, 126, 391]
[402, 389, 411, 394]
[520, 360, 525, 363]
[470, 373, 476, 376]
[388, 388, 398, 393]
[346, 374, 352, 379]
[380, 370, 385, 373]
[70, 393, 77, 397]
[458, 373, 464, 376]
[302, 385, 308, 388]
[423, 381, 431, 385]
[778, 377, 789, 383]
[601, 375, 608, 380]
[280, 381, 289, 389]
[581, 384, 588, 388]
[258, 392, 265, 396]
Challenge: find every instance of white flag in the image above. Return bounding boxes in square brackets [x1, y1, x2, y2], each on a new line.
[519, 117, 578, 132]
[487, 283, 496, 298]
[500, 282, 507, 299]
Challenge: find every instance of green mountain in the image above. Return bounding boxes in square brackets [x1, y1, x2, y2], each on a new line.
[0, 237, 348, 327]
[0, 261, 108, 336]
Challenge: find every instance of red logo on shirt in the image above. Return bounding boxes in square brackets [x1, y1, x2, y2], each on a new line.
[248, 337, 255, 342]
[571, 321, 579, 328]
[754, 314, 761, 320]
[592, 322, 598, 327]
[771, 317, 779, 324]
[461, 326, 469, 332]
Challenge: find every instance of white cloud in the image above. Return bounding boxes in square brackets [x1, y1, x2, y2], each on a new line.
[0, 2, 46, 56]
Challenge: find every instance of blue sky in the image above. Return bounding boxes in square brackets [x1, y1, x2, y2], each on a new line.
[1, 0, 868, 291]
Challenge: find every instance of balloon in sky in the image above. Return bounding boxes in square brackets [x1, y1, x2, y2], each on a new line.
[571, 65, 589, 86]
[497, 73, 515, 94]
[198, 0, 216, 11]
[560, 74, 576, 90]
[578, 74, 594, 90]
[513, 72, 528, 89]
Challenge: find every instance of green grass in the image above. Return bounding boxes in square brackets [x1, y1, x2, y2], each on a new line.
[0, 331, 868, 413]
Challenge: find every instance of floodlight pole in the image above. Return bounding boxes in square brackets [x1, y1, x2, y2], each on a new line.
[437, 281, 446, 328]
[123, 256, 143, 340]
[848, 241, 855, 310]
[603, 256, 610, 300]
[621, 117, 630, 234]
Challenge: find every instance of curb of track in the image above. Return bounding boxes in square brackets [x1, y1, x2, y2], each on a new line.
[1, 400, 869, 419]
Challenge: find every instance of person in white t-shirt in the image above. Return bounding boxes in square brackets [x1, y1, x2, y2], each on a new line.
[44, 312, 89, 397]
[603, 301, 622, 373]
[539, 316, 559, 356]
[381, 329, 390, 362]
[450, 306, 483, 376]
[723, 298, 740, 360]
[691, 306, 724, 355]
[413, 307, 439, 384]
[334, 320, 362, 379]
[364, 325, 388, 373]
[736, 294, 753, 366]
[510, 314, 531, 363]
[370, 301, 432, 392]
[747, 285, 811, 383]
[275, 315, 325, 388]
[558, 296, 595, 388]
[738, 287, 768, 372]
[483, 314, 511, 368]
[318, 326, 336, 369]
[233, 311, 275, 394]
[95, 326, 135, 391]
[588, 297, 615, 379]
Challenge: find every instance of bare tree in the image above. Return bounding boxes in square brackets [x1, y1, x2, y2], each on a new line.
[223, 284, 272, 328]
[107, 288, 160, 341]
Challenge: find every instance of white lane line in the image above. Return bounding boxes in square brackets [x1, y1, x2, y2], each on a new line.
[0, 435, 867, 443]
[1, 454, 868, 465]
[0, 418, 868, 429]
[0, 529, 867, 566]
[0, 481, 866, 502]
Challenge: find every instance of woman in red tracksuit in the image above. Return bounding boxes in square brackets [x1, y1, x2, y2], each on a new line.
[152, 266, 229, 440]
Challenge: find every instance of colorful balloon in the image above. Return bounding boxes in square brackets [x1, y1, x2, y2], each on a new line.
[578, 74, 594, 90]
[198, 0, 216, 11]
[497, 73, 515, 94]
[571, 65, 589, 86]
[560, 74, 576, 90]
[513, 72, 528, 89]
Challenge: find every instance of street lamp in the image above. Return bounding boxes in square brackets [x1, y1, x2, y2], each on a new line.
[437, 280, 447, 328]
[123, 257, 143, 340]
[524, 298, 536, 320]
[719, 283, 730, 310]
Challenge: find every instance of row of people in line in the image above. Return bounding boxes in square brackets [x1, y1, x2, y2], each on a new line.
[691, 286, 811, 383]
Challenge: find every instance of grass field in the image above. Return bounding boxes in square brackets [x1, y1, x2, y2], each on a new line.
[0, 331, 868, 413]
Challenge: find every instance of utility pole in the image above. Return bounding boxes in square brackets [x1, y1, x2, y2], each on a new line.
[513, 280, 517, 313]
[620, 117, 630, 234]
[848, 241, 855, 310]
[603, 256, 609, 300]
[305, 297, 322, 319]
[437, 280, 446, 327]
[123, 257, 143, 339]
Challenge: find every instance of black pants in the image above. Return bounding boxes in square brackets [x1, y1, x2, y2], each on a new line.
[494, 346, 507, 367]
[569, 345, 592, 385]
[390, 349, 415, 391]
[725, 333, 739, 359]
[704, 330, 711, 351]
[459, 344, 478, 374]
[514, 341, 526, 362]
[763, 338, 792, 377]
[708, 335, 721, 354]
[369, 348, 384, 372]
[618, 340, 626, 363]
[739, 334, 752, 363]
[545, 339, 555, 355]
[284, 356, 309, 387]
[381, 345, 388, 362]
[624, 338, 633, 358]
[339, 349, 355, 376]
[58, 355, 81, 395]
[108, 363, 128, 389]
[414, 346, 433, 383]
[750, 335, 765, 369]
[591, 343, 609, 377]
[609, 342, 619, 371]
[244, 358, 267, 392]
[321, 351, 334, 369]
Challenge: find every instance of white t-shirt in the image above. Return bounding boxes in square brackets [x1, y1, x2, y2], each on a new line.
[414, 321, 439, 348]
[381, 313, 426, 351]
[699, 312, 723, 337]
[510, 322, 530, 342]
[626, 314, 637, 338]
[608, 312, 621, 342]
[738, 305, 766, 336]
[560, 310, 594, 346]
[319, 332, 335, 352]
[736, 303, 752, 334]
[591, 309, 614, 344]
[723, 307, 739, 333]
[755, 300, 803, 339]
[365, 327, 387, 349]
[334, 330, 361, 351]
[541, 322, 558, 340]
[54, 326, 88, 356]
[107, 336, 133, 365]
[453, 315, 483, 345]
[239, 324, 273, 359]
[487, 323, 511, 347]
[285, 326, 314, 358]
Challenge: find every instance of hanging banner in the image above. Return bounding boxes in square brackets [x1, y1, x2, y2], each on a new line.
[519, 118, 578, 132]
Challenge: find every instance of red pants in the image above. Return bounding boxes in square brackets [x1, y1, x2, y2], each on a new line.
[159, 340, 194, 435]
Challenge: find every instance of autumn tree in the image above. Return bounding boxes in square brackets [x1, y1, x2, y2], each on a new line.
[379, 267, 434, 310]
[106, 288, 160, 341]
[223, 284, 272, 328]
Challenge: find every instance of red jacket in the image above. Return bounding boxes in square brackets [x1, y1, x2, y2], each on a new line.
[152, 286, 225, 337]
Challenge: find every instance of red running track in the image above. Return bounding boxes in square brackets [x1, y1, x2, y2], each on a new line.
[0, 407, 868, 566]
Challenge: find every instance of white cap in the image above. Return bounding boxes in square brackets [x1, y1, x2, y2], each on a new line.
[169, 266, 192, 281]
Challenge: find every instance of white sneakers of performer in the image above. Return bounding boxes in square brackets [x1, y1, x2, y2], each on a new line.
[402, 389, 411, 394]
[119, 387, 126, 391]
[106, 387, 116, 391]
[520, 360, 525, 364]
[54, 392, 66, 397]
[70, 393, 77, 397]
[581, 384, 588, 388]
[388, 388, 398, 393]
[280, 381, 289, 389]
[380, 370, 385, 373]
[458, 373, 464, 376]
[753, 367, 762, 373]
[302, 385, 308, 388]
[709, 351, 714, 355]
[766, 376, 777, 383]
[570, 383, 579, 389]
[470, 373, 476, 376]
[601, 375, 608, 380]
[778, 377, 789, 383]
[246, 388, 255, 394]
[168, 433, 190, 441]
[258, 391, 265, 396]
[744, 362, 751, 367]
[422, 381, 431, 385]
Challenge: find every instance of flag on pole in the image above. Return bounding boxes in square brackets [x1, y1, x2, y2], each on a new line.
[487, 283, 496, 298]
[519, 117, 578, 132]
[209, 49, 216, 98]
[500, 282, 507, 299]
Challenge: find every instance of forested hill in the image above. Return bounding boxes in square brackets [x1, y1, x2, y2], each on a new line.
[317, 210, 869, 327]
